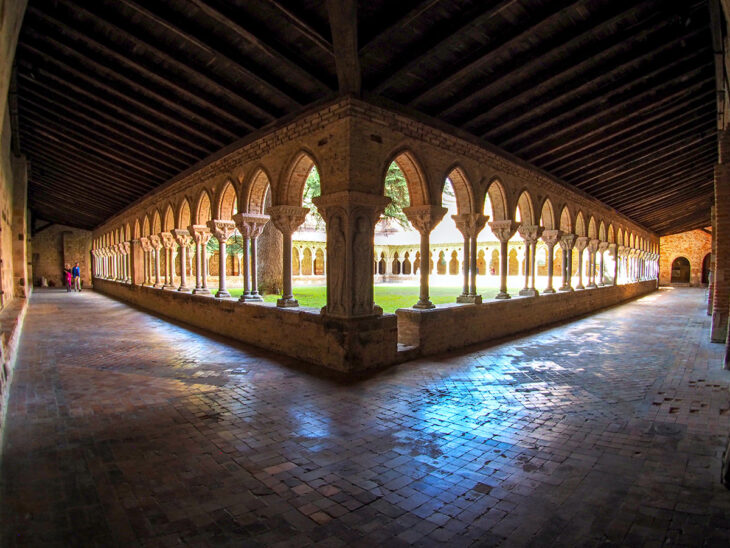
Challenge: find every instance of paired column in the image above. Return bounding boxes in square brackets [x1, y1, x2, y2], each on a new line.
[597, 242, 609, 286]
[123, 241, 131, 282]
[559, 234, 576, 291]
[518, 225, 543, 297]
[312, 191, 390, 317]
[139, 237, 151, 285]
[403, 206, 448, 308]
[587, 239, 599, 289]
[489, 220, 517, 300]
[207, 220, 237, 299]
[452, 212, 489, 304]
[188, 225, 212, 295]
[233, 213, 270, 303]
[574, 237, 589, 290]
[540, 230, 562, 294]
[268, 205, 309, 307]
[149, 235, 163, 288]
[173, 229, 192, 292]
[160, 233, 176, 289]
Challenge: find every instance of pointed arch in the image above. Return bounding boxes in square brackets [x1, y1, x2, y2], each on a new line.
[484, 179, 509, 221]
[124, 223, 131, 241]
[216, 179, 238, 220]
[539, 198, 556, 230]
[194, 189, 212, 224]
[133, 219, 141, 239]
[142, 215, 151, 237]
[598, 221, 606, 241]
[617, 228, 624, 246]
[559, 205, 572, 233]
[280, 150, 320, 206]
[587, 216, 597, 239]
[163, 204, 175, 232]
[629, 233, 635, 248]
[607, 224, 615, 243]
[516, 190, 536, 225]
[387, 149, 430, 207]
[443, 165, 474, 214]
[245, 168, 272, 215]
[575, 212, 586, 236]
[177, 197, 192, 229]
[152, 210, 162, 234]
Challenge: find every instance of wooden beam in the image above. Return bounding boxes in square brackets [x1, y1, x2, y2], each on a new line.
[262, 0, 333, 57]
[326, 0, 360, 95]
[18, 44, 227, 148]
[360, 0, 446, 54]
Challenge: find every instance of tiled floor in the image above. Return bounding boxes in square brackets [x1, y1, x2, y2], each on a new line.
[1, 287, 729, 546]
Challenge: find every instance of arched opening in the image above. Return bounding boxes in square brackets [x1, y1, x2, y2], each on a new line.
[217, 181, 238, 221]
[702, 253, 711, 285]
[437, 251, 447, 275]
[302, 248, 313, 276]
[314, 249, 325, 276]
[540, 198, 556, 230]
[508, 248, 519, 276]
[378, 252, 386, 275]
[292, 247, 301, 276]
[403, 252, 412, 275]
[476, 249, 486, 275]
[671, 257, 691, 284]
[449, 250, 459, 275]
[490, 249, 499, 276]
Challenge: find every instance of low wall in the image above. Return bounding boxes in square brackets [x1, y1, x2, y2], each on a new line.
[0, 296, 29, 445]
[96, 278, 656, 372]
[396, 281, 658, 357]
[94, 279, 398, 373]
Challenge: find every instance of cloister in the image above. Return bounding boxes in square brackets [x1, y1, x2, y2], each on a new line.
[1, 1, 729, 545]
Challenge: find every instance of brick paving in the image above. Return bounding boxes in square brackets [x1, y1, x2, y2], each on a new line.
[1, 287, 729, 546]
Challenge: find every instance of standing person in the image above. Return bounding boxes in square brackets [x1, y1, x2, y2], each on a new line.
[72, 262, 81, 292]
[63, 264, 73, 292]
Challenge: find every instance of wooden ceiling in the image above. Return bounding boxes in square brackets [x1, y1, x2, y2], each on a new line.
[15, 0, 716, 235]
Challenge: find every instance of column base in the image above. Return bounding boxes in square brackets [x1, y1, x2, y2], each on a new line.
[519, 288, 539, 297]
[153, 283, 163, 289]
[413, 299, 435, 309]
[193, 287, 211, 295]
[495, 292, 511, 300]
[543, 288, 556, 294]
[177, 286, 192, 293]
[163, 284, 175, 290]
[576, 284, 585, 290]
[240, 294, 264, 303]
[456, 295, 482, 304]
[558, 285, 574, 292]
[277, 297, 299, 307]
[215, 290, 232, 299]
[586, 283, 597, 289]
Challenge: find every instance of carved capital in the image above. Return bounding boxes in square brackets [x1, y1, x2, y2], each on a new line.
[172, 229, 192, 248]
[187, 225, 212, 246]
[233, 213, 270, 239]
[559, 233, 576, 250]
[608, 243, 618, 257]
[598, 241, 610, 253]
[148, 234, 162, 250]
[488, 220, 517, 243]
[574, 236, 589, 252]
[451, 212, 489, 240]
[207, 220, 236, 242]
[314, 191, 390, 226]
[541, 229, 563, 247]
[160, 232, 175, 249]
[122, 241, 131, 254]
[517, 224, 544, 245]
[588, 238, 600, 253]
[268, 205, 310, 236]
[139, 237, 151, 252]
[617, 245, 627, 256]
[394, 205, 445, 235]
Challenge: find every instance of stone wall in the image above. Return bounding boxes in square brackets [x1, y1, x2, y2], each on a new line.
[31, 224, 92, 288]
[659, 229, 712, 286]
[396, 281, 658, 357]
[94, 279, 398, 373]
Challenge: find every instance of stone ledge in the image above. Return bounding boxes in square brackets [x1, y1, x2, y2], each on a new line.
[0, 297, 29, 442]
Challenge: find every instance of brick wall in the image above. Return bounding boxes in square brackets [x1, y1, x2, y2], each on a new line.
[659, 229, 712, 286]
[31, 224, 92, 288]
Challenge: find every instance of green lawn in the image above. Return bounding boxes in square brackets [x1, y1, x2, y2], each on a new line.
[226, 285, 522, 313]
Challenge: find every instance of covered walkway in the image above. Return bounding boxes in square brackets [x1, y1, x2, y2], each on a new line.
[1, 287, 729, 546]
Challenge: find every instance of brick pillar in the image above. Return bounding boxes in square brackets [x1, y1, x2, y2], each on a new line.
[712, 131, 730, 342]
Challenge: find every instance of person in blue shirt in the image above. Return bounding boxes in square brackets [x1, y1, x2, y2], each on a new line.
[72, 262, 81, 292]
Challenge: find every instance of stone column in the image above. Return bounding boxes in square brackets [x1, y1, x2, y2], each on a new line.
[540, 230, 562, 294]
[207, 220, 236, 299]
[587, 239, 599, 288]
[268, 205, 309, 307]
[559, 234, 576, 291]
[123, 241, 131, 282]
[404, 205, 448, 308]
[149, 235, 163, 288]
[233, 213, 270, 303]
[139, 237, 151, 285]
[597, 242, 609, 286]
[518, 225, 543, 297]
[173, 229, 192, 292]
[188, 225, 212, 295]
[489, 220, 517, 300]
[452, 213, 489, 304]
[160, 233, 176, 289]
[312, 191, 390, 317]
[574, 236, 588, 290]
